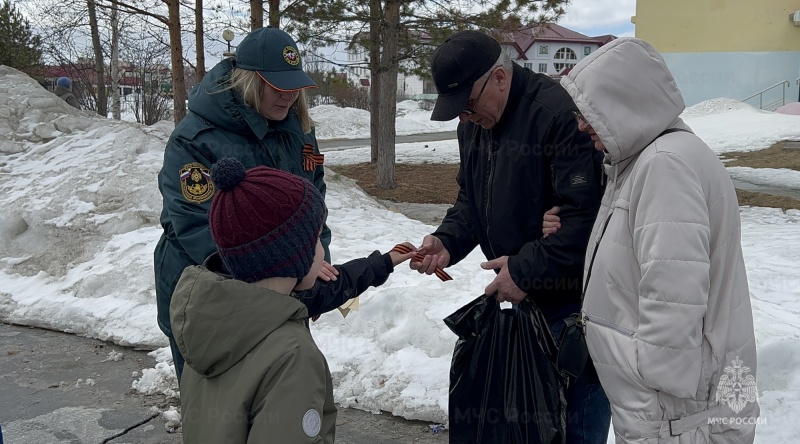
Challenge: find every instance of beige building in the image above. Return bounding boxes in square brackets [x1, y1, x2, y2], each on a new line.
[633, 0, 800, 107]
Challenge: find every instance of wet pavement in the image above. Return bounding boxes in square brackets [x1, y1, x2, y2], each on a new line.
[0, 322, 447, 444]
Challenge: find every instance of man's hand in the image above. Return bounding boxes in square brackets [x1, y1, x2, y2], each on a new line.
[481, 256, 526, 303]
[317, 261, 339, 282]
[409, 235, 451, 275]
[387, 242, 417, 266]
[542, 206, 562, 238]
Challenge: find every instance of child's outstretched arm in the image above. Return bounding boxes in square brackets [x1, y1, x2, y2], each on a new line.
[293, 243, 416, 318]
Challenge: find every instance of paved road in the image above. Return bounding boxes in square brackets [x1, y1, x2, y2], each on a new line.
[0, 322, 447, 444]
[318, 131, 456, 151]
[731, 179, 800, 200]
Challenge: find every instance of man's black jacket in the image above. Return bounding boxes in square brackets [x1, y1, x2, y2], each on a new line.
[433, 64, 604, 319]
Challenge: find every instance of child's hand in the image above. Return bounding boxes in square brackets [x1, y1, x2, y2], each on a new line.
[388, 242, 417, 266]
[318, 261, 339, 281]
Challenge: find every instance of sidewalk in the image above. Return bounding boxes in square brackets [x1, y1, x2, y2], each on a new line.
[0, 322, 447, 443]
[318, 131, 456, 152]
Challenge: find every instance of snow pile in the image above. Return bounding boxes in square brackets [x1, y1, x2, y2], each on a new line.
[131, 347, 179, 399]
[681, 97, 756, 119]
[162, 406, 182, 433]
[310, 105, 371, 140]
[0, 66, 169, 346]
[684, 100, 800, 154]
[0, 66, 90, 155]
[311, 100, 457, 140]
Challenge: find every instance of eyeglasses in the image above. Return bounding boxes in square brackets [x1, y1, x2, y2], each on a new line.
[461, 72, 493, 115]
[573, 111, 588, 126]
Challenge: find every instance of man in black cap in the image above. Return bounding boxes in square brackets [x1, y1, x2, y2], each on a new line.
[410, 30, 611, 443]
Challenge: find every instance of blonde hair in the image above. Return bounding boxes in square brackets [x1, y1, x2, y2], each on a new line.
[227, 66, 314, 134]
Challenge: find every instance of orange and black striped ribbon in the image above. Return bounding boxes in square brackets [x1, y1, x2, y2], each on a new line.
[302, 144, 325, 171]
[391, 243, 453, 282]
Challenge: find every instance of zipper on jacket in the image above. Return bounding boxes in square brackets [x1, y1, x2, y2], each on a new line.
[484, 129, 497, 258]
[583, 313, 635, 337]
[600, 163, 606, 187]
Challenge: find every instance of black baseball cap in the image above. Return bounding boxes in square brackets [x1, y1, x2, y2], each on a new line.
[236, 26, 317, 91]
[430, 30, 501, 121]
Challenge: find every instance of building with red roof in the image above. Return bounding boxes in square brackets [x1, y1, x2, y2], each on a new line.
[497, 23, 615, 77]
[345, 24, 615, 98]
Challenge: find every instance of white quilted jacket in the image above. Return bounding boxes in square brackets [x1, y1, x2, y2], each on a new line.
[560, 38, 759, 443]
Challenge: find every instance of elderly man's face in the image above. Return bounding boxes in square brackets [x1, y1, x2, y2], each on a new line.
[458, 66, 508, 129]
[574, 111, 606, 151]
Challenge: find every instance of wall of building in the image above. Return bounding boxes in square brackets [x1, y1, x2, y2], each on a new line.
[662, 52, 800, 107]
[520, 42, 600, 75]
[397, 74, 425, 97]
[634, 0, 800, 53]
[633, 0, 800, 106]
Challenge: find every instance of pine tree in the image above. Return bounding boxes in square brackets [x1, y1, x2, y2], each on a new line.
[289, 0, 569, 189]
[0, 0, 42, 74]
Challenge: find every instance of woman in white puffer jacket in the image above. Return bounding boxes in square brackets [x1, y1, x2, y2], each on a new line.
[546, 38, 759, 443]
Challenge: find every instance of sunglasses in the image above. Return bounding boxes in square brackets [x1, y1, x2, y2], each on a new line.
[573, 110, 588, 125]
[461, 68, 498, 115]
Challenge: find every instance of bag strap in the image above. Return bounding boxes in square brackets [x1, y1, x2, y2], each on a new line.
[580, 127, 690, 303]
[581, 213, 613, 303]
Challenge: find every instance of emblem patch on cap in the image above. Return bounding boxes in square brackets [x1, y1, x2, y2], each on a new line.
[283, 46, 300, 66]
[179, 163, 215, 203]
[302, 409, 321, 437]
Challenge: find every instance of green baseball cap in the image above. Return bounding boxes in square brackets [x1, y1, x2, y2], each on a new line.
[236, 26, 317, 91]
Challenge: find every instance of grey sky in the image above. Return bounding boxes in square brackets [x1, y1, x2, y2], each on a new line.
[560, 0, 637, 37]
[21, 0, 637, 69]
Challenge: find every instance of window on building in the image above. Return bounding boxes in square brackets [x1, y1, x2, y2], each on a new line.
[524, 62, 533, 70]
[422, 78, 437, 94]
[539, 45, 549, 55]
[584, 46, 592, 56]
[553, 47, 577, 73]
[538, 63, 547, 73]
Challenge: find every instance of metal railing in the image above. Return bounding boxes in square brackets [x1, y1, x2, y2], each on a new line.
[742, 80, 790, 110]
[797, 77, 800, 102]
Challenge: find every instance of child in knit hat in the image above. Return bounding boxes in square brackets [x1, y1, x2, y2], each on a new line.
[170, 158, 416, 444]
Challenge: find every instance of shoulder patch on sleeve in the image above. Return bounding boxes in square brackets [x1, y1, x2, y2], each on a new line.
[302, 408, 321, 437]
[179, 163, 215, 203]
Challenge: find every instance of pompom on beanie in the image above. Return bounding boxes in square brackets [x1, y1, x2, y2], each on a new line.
[208, 157, 327, 283]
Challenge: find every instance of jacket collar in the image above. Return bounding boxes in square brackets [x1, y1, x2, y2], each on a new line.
[492, 63, 528, 135]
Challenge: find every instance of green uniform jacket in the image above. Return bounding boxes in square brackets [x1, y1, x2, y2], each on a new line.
[171, 266, 337, 443]
[154, 58, 331, 337]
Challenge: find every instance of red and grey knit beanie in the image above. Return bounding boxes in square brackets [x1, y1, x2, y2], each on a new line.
[208, 157, 327, 283]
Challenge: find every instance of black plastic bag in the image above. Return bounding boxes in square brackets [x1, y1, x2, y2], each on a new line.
[444, 295, 566, 444]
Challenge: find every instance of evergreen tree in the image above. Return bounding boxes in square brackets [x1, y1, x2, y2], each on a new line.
[0, 0, 42, 74]
[288, 0, 569, 188]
